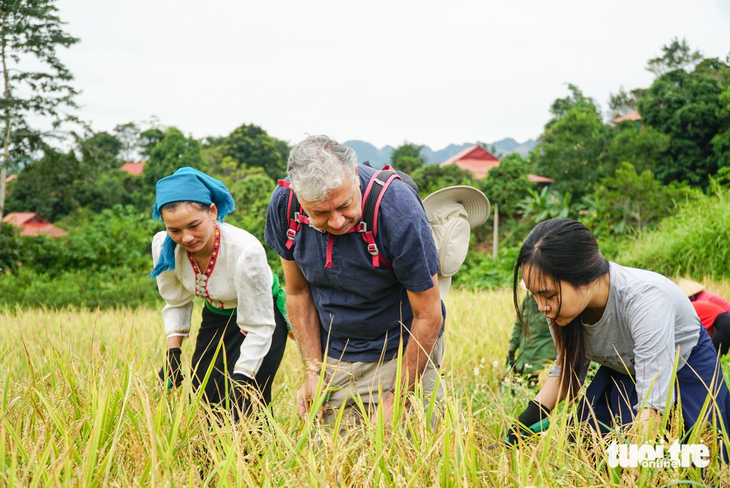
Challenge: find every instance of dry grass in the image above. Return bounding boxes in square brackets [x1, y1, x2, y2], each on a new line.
[1, 286, 729, 486]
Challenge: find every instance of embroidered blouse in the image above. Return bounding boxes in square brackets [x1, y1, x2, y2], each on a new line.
[151, 222, 275, 379]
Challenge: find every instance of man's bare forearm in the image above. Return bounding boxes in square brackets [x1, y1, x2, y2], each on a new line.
[281, 258, 323, 372]
[287, 288, 323, 371]
[395, 277, 443, 393]
[396, 314, 442, 392]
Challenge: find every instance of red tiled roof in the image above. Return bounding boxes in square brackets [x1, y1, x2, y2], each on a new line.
[440, 144, 552, 182]
[440, 145, 501, 179]
[611, 110, 641, 124]
[528, 174, 553, 183]
[447, 159, 500, 179]
[440, 145, 500, 167]
[120, 162, 145, 175]
[2, 212, 67, 237]
[2, 212, 48, 226]
[16, 222, 68, 237]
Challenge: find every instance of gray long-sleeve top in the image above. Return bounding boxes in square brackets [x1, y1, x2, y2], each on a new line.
[549, 262, 701, 412]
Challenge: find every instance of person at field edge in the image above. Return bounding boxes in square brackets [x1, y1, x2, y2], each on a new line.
[150, 167, 288, 419]
[507, 218, 730, 460]
[678, 278, 730, 313]
[264, 135, 486, 428]
[505, 291, 556, 389]
[692, 300, 730, 356]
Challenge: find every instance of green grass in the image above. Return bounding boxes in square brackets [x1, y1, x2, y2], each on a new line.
[617, 188, 730, 279]
[1, 289, 730, 486]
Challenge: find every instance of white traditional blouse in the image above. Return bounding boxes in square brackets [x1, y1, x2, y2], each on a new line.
[151, 221, 275, 380]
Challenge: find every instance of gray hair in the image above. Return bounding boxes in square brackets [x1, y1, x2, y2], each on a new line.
[287, 135, 358, 202]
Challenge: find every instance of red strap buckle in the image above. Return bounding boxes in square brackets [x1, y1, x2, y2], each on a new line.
[286, 229, 296, 240]
[367, 243, 378, 256]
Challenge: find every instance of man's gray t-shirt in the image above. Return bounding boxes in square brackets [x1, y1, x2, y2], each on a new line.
[549, 262, 701, 412]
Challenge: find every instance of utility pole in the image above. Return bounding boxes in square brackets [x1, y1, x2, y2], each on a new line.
[492, 203, 499, 259]
[1, 17, 9, 221]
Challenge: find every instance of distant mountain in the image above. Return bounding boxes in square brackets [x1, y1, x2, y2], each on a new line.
[343, 138, 536, 168]
[509, 139, 537, 157]
[341, 141, 395, 168]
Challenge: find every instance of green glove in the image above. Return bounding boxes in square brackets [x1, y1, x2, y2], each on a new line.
[506, 350, 516, 366]
[506, 400, 550, 445]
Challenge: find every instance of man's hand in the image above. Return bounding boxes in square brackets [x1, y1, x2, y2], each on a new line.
[296, 372, 328, 416]
[371, 390, 398, 429]
[281, 258, 327, 417]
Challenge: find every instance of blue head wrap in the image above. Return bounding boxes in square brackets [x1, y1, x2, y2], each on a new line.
[149, 167, 235, 278]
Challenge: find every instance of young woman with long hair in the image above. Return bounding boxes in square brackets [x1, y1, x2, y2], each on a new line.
[509, 218, 730, 452]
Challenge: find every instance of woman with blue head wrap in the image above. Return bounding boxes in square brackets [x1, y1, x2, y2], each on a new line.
[150, 167, 288, 419]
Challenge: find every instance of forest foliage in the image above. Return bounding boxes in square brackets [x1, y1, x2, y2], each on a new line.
[2, 38, 730, 306]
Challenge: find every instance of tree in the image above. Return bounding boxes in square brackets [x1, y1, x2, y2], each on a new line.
[582, 162, 696, 236]
[548, 83, 597, 119]
[535, 85, 613, 196]
[712, 74, 730, 170]
[225, 168, 275, 240]
[694, 57, 730, 87]
[140, 127, 164, 158]
[5, 148, 87, 220]
[646, 38, 703, 77]
[517, 186, 583, 223]
[78, 131, 122, 169]
[73, 170, 148, 213]
[607, 86, 647, 119]
[390, 141, 427, 174]
[218, 123, 289, 181]
[0, 221, 22, 274]
[604, 124, 670, 175]
[411, 163, 476, 198]
[637, 67, 724, 187]
[142, 127, 208, 189]
[478, 153, 533, 217]
[0, 0, 80, 220]
[113, 122, 141, 162]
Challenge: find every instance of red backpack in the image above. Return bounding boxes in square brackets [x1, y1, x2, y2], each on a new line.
[277, 165, 403, 269]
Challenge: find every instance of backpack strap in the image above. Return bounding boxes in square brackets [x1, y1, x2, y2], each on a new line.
[278, 180, 324, 251]
[277, 180, 302, 250]
[280, 167, 401, 269]
[360, 165, 401, 268]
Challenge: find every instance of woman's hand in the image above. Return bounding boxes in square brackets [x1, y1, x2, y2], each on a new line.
[231, 373, 254, 422]
[505, 399, 551, 445]
[158, 347, 183, 389]
[634, 407, 661, 439]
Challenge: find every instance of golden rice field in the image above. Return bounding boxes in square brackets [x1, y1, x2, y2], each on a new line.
[2, 284, 730, 487]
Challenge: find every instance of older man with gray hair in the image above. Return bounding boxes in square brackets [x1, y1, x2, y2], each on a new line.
[264, 134, 445, 428]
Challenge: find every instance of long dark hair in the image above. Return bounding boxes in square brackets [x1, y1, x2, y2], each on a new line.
[513, 218, 609, 397]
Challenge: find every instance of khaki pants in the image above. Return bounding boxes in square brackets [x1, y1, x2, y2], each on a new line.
[321, 335, 446, 426]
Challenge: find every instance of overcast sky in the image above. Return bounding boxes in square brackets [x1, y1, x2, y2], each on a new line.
[55, 0, 730, 150]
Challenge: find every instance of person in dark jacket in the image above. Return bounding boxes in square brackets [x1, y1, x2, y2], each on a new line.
[506, 292, 556, 388]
